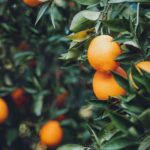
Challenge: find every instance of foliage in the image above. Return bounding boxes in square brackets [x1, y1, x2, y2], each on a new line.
[0, 0, 150, 150]
[56, 0, 150, 150]
[0, 0, 92, 149]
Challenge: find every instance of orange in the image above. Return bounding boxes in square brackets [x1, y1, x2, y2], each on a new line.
[92, 67, 126, 100]
[39, 120, 63, 148]
[69, 2, 76, 8]
[136, 61, 150, 73]
[129, 61, 150, 89]
[56, 91, 69, 107]
[23, 0, 43, 7]
[17, 41, 29, 50]
[0, 98, 9, 124]
[11, 88, 27, 107]
[88, 35, 122, 72]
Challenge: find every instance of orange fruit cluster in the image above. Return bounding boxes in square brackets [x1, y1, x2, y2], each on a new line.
[88, 35, 126, 100]
[0, 87, 64, 147]
[0, 88, 27, 124]
[39, 120, 63, 148]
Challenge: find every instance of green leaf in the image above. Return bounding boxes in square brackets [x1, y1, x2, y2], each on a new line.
[89, 100, 109, 109]
[108, 110, 134, 133]
[74, 0, 100, 5]
[101, 136, 138, 150]
[14, 51, 34, 66]
[109, 0, 150, 3]
[112, 71, 129, 92]
[103, 19, 129, 32]
[88, 125, 100, 147]
[50, 1, 56, 28]
[33, 94, 44, 116]
[139, 109, 150, 130]
[0, 87, 15, 97]
[70, 11, 95, 32]
[145, 12, 150, 19]
[35, 3, 50, 25]
[81, 10, 100, 21]
[6, 129, 18, 146]
[99, 123, 119, 144]
[59, 49, 80, 60]
[57, 144, 84, 150]
[122, 101, 145, 114]
[138, 136, 150, 150]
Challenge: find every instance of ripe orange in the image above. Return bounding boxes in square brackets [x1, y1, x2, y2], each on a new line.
[39, 120, 63, 148]
[129, 61, 150, 89]
[23, 0, 43, 7]
[88, 35, 122, 72]
[0, 98, 9, 124]
[92, 67, 126, 100]
[136, 61, 150, 73]
[11, 88, 27, 107]
[56, 91, 69, 107]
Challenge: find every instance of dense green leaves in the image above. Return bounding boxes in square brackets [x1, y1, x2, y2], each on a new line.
[1, 0, 150, 150]
[109, 0, 150, 3]
[101, 136, 138, 150]
[108, 110, 135, 133]
[74, 0, 100, 5]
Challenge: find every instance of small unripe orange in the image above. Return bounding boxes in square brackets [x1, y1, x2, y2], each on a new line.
[11, 88, 27, 107]
[56, 91, 69, 107]
[0, 98, 9, 124]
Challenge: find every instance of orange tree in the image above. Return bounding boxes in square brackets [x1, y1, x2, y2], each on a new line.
[0, 0, 150, 150]
[54, 0, 150, 150]
[0, 0, 93, 149]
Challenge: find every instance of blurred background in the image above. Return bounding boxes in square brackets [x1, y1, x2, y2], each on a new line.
[0, 0, 95, 149]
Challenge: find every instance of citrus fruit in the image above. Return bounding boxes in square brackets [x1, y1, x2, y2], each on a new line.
[11, 88, 27, 107]
[129, 61, 150, 89]
[23, 0, 43, 7]
[39, 120, 63, 148]
[56, 91, 68, 107]
[136, 61, 150, 73]
[92, 67, 126, 100]
[0, 98, 9, 124]
[88, 35, 122, 72]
